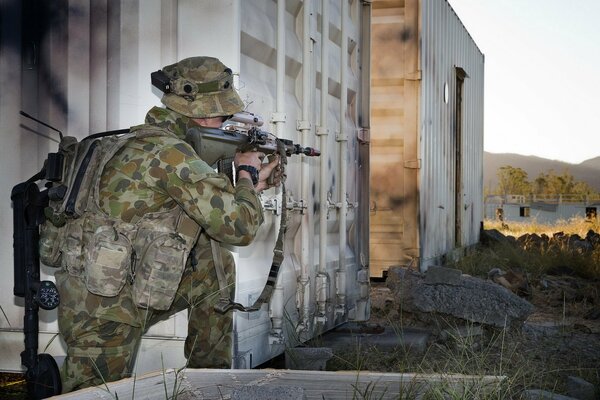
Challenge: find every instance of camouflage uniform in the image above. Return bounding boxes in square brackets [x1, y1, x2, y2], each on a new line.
[56, 58, 262, 392]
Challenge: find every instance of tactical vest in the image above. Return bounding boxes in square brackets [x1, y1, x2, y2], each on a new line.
[40, 126, 201, 310]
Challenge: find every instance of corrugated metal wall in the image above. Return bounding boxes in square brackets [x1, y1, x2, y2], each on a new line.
[370, 0, 483, 274]
[419, 0, 484, 267]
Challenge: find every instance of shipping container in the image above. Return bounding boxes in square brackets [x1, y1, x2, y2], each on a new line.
[0, 0, 371, 375]
[370, 0, 484, 276]
[1, 0, 485, 382]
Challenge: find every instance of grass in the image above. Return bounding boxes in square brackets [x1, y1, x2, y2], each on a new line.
[323, 217, 600, 399]
[327, 313, 598, 399]
[485, 216, 600, 238]
[457, 218, 600, 280]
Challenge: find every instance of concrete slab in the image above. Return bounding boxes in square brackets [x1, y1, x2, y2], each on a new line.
[314, 322, 431, 354]
[231, 385, 306, 400]
[285, 347, 333, 370]
[51, 368, 506, 400]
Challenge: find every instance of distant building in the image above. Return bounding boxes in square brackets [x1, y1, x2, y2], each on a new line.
[485, 194, 600, 224]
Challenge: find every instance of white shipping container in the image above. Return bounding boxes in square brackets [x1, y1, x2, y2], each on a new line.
[0, 0, 371, 374]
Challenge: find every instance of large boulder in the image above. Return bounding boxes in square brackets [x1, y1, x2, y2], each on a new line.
[386, 266, 534, 330]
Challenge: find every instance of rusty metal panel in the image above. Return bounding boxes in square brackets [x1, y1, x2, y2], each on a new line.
[370, 0, 420, 276]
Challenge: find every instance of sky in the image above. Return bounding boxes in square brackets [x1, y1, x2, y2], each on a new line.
[446, 0, 600, 164]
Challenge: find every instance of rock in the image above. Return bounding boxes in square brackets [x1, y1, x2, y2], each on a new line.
[584, 308, 600, 320]
[488, 268, 530, 297]
[566, 376, 597, 400]
[424, 266, 462, 286]
[518, 233, 545, 250]
[386, 266, 534, 330]
[522, 322, 567, 339]
[585, 229, 600, 246]
[481, 229, 515, 246]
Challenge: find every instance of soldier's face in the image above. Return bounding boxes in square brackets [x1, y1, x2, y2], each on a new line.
[192, 117, 225, 128]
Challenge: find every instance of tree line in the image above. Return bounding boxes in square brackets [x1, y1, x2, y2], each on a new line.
[489, 166, 599, 198]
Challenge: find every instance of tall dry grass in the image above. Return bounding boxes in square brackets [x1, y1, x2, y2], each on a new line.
[485, 216, 600, 239]
[453, 217, 600, 280]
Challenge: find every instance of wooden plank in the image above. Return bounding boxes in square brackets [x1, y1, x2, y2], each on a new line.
[53, 368, 506, 400]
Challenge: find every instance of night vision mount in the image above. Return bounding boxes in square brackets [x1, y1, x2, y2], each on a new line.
[151, 70, 172, 94]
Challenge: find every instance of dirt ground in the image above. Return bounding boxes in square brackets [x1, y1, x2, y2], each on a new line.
[365, 275, 600, 397]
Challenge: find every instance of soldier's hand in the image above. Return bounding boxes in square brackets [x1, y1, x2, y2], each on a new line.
[255, 155, 282, 193]
[234, 151, 265, 170]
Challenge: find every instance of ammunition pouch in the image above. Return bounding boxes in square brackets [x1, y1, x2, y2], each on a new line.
[83, 216, 135, 297]
[130, 209, 200, 310]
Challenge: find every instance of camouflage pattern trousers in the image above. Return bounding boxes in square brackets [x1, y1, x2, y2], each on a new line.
[55, 243, 235, 393]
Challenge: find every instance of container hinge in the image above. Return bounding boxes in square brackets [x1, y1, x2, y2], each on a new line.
[271, 112, 286, 123]
[296, 120, 311, 132]
[357, 128, 370, 144]
[262, 197, 282, 215]
[327, 192, 340, 218]
[315, 273, 328, 324]
[316, 126, 329, 136]
[335, 130, 348, 142]
[287, 195, 307, 214]
[346, 194, 358, 211]
[263, 196, 307, 215]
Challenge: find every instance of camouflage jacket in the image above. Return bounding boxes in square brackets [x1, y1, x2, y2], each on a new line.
[98, 106, 264, 246]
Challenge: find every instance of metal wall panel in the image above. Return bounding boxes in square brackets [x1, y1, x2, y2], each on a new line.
[0, 0, 369, 373]
[232, 0, 368, 368]
[370, 0, 483, 274]
[419, 0, 484, 268]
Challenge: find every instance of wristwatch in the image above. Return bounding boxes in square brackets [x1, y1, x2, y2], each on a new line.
[236, 165, 259, 186]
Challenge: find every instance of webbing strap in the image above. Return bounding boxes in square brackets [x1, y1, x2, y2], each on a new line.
[213, 140, 288, 314]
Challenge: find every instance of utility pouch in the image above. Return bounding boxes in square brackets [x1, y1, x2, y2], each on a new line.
[61, 218, 85, 276]
[39, 220, 63, 267]
[84, 225, 131, 297]
[132, 233, 188, 310]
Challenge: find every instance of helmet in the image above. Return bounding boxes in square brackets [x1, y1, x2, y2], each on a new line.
[158, 56, 245, 118]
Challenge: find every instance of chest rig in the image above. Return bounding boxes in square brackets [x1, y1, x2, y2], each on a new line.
[40, 127, 201, 310]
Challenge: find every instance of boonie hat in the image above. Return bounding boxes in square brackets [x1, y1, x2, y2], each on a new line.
[160, 56, 245, 118]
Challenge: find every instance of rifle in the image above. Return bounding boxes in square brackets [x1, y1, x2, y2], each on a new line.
[186, 111, 320, 183]
[12, 113, 63, 398]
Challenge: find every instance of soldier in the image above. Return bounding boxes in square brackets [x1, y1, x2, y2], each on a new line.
[55, 56, 280, 392]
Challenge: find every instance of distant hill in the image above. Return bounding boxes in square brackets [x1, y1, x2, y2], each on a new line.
[484, 152, 600, 192]
[579, 156, 600, 170]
